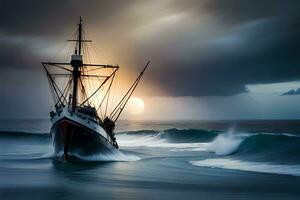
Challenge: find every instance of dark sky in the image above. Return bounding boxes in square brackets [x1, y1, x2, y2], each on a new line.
[1, 0, 300, 119]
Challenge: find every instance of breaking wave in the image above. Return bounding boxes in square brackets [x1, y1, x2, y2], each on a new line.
[117, 128, 300, 163]
[117, 129, 245, 155]
[3, 128, 300, 163]
[117, 128, 217, 148]
[205, 133, 244, 155]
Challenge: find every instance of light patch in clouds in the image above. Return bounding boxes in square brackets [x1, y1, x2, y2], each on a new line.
[247, 81, 300, 95]
[0, 32, 64, 59]
[133, 11, 190, 41]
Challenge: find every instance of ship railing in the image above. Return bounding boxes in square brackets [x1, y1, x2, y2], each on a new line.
[73, 109, 99, 124]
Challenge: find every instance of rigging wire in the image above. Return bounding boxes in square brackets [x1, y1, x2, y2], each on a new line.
[49, 27, 79, 64]
[83, 31, 97, 107]
[109, 69, 118, 116]
[81, 38, 90, 104]
[105, 68, 115, 116]
[80, 68, 118, 106]
[110, 61, 150, 122]
[83, 30, 100, 109]
[96, 72, 116, 113]
[43, 65, 67, 105]
[83, 29, 114, 64]
[83, 29, 117, 119]
[57, 75, 72, 105]
[43, 27, 79, 107]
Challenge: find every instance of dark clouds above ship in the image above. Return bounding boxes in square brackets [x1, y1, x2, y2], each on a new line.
[1, 0, 300, 96]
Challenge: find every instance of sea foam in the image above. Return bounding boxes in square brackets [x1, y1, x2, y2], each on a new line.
[117, 132, 208, 150]
[52, 149, 140, 162]
[205, 133, 245, 155]
[117, 129, 245, 155]
[190, 158, 300, 177]
[74, 150, 141, 162]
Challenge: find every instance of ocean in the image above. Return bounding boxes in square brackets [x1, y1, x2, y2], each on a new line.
[1, 119, 300, 200]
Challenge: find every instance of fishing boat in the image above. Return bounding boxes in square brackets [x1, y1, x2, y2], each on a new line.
[42, 17, 149, 160]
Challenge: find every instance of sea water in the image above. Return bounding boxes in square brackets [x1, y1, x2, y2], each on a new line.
[1, 119, 300, 199]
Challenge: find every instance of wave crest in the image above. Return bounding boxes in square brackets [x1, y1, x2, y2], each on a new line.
[73, 150, 141, 162]
[52, 150, 141, 162]
[206, 133, 244, 155]
[190, 159, 300, 177]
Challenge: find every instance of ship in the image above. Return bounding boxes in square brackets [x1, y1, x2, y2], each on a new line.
[42, 17, 149, 160]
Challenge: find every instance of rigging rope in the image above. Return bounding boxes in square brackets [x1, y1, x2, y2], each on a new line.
[110, 61, 150, 122]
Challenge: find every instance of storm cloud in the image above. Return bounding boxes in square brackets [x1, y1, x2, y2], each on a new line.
[1, 0, 300, 97]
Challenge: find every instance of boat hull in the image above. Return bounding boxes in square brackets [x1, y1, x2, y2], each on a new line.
[51, 117, 115, 159]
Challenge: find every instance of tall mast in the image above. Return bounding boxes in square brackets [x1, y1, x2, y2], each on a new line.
[71, 17, 83, 111]
[78, 16, 82, 55]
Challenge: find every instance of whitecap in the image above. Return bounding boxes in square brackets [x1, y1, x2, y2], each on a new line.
[205, 133, 245, 155]
[190, 158, 300, 177]
[73, 150, 141, 162]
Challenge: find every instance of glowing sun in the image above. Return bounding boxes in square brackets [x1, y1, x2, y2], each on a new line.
[127, 97, 145, 114]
